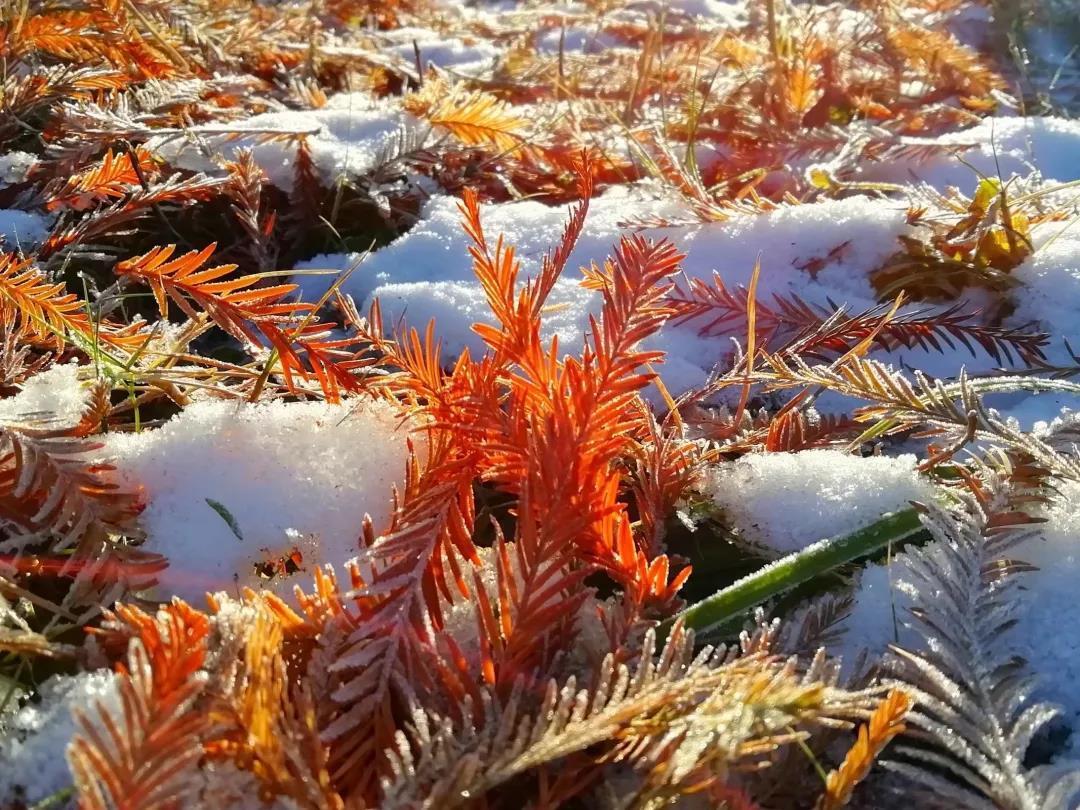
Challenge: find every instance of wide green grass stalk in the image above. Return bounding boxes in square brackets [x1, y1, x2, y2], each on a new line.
[665, 507, 924, 638]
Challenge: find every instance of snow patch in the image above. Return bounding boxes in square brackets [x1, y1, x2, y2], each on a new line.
[151, 92, 409, 192]
[379, 27, 499, 73]
[0, 363, 89, 425]
[104, 398, 415, 602]
[703, 449, 931, 554]
[1008, 479, 1080, 752]
[1012, 223, 1080, 340]
[0, 151, 36, 186]
[863, 117, 1080, 190]
[834, 554, 918, 675]
[990, 222, 1080, 426]
[0, 670, 119, 806]
[0, 209, 49, 249]
[662, 0, 744, 22]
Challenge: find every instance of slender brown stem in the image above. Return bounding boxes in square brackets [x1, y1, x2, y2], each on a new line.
[765, 0, 779, 60]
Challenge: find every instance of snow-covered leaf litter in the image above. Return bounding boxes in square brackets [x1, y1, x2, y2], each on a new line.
[289, 113, 1080, 407]
[294, 188, 913, 393]
[280, 109, 1080, 751]
[6, 0, 1080, 804]
[11, 107, 1076, 767]
[8, 119, 1080, 747]
[150, 93, 413, 192]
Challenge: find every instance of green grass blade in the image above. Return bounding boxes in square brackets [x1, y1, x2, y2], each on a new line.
[663, 507, 924, 639]
[205, 498, 244, 542]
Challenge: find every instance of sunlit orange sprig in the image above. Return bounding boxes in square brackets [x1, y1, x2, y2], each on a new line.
[115, 243, 379, 399]
[404, 77, 527, 153]
[0, 252, 150, 350]
[321, 436, 481, 800]
[0, 5, 178, 78]
[448, 172, 693, 688]
[68, 601, 215, 810]
[204, 602, 345, 809]
[816, 689, 912, 810]
[252, 159, 698, 798]
[45, 146, 159, 212]
[0, 418, 142, 551]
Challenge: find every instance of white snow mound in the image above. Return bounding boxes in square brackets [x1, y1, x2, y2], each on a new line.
[104, 398, 416, 602]
[0, 671, 119, 806]
[703, 449, 931, 554]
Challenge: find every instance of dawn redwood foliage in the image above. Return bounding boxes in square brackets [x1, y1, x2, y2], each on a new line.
[3, 0, 1080, 808]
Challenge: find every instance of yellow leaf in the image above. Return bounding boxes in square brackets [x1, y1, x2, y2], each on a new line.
[405, 77, 525, 153]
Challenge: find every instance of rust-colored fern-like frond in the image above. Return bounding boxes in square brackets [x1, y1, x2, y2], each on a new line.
[323, 167, 695, 797]
[0, 252, 145, 350]
[285, 136, 323, 237]
[405, 78, 526, 152]
[39, 173, 229, 259]
[580, 235, 684, 415]
[629, 412, 706, 555]
[816, 689, 912, 810]
[2, 11, 110, 62]
[87, 599, 208, 670]
[459, 198, 692, 686]
[882, 23, 1004, 105]
[115, 243, 381, 399]
[68, 602, 214, 810]
[0, 64, 132, 137]
[290, 322, 386, 403]
[45, 146, 158, 212]
[324, 438, 479, 801]
[531, 162, 594, 318]
[669, 272, 1048, 365]
[115, 243, 300, 343]
[223, 149, 277, 272]
[762, 409, 863, 453]
[0, 323, 50, 389]
[0, 417, 142, 551]
[206, 601, 344, 809]
[472, 445, 604, 691]
[459, 188, 529, 354]
[458, 186, 561, 381]
[783, 303, 1049, 367]
[2, 3, 179, 76]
